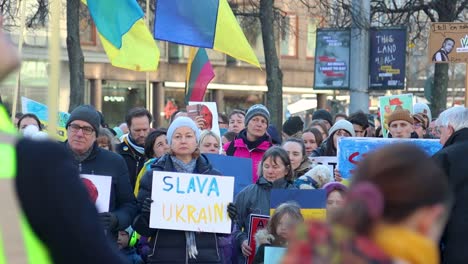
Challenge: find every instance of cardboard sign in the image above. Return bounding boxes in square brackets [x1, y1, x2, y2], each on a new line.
[246, 214, 270, 264]
[80, 174, 112, 213]
[21, 97, 70, 141]
[309, 156, 337, 174]
[429, 23, 468, 63]
[205, 154, 251, 196]
[264, 246, 287, 264]
[378, 94, 413, 138]
[270, 189, 326, 220]
[369, 27, 407, 89]
[188, 101, 220, 137]
[313, 28, 351, 90]
[337, 137, 442, 179]
[150, 171, 234, 234]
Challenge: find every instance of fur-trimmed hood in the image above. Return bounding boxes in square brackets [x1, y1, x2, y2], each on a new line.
[255, 229, 274, 247]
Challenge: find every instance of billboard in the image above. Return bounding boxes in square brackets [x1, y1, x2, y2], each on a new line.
[369, 27, 407, 89]
[314, 29, 351, 90]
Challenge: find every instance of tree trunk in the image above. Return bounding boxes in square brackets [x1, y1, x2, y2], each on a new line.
[67, 0, 85, 112]
[431, 63, 449, 117]
[260, 0, 283, 130]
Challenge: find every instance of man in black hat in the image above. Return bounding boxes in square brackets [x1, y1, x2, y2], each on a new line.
[65, 105, 137, 239]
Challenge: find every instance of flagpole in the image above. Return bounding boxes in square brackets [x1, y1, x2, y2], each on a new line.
[11, 0, 26, 123]
[145, 0, 152, 122]
[48, 0, 61, 137]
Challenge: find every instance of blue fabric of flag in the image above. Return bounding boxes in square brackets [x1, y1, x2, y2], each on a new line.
[270, 189, 326, 209]
[87, 0, 143, 48]
[154, 0, 219, 48]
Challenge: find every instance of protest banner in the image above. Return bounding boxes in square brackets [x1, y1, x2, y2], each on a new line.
[188, 101, 221, 144]
[309, 156, 337, 174]
[264, 246, 287, 264]
[80, 174, 112, 213]
[378, 94, 413, 137]
[337, 137, 442, 179]
[150, 171, 234, 233]
[314, 28, 351, 90]
[270, 189, 326, 220]
[246, 214, 269, 264]
[205, 154, 251, 196]
[21, 97, 70, 141]
[429, 23, 468, 63]
[369, 27, 406, 89]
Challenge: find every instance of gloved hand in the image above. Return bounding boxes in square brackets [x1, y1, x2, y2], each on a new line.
[142, 198, 154, 214]
[227, 203, 237, 221]
[99, 212, 118, 231]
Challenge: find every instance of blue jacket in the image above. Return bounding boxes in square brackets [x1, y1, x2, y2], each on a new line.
[133, 153, 225, 264]
[66, 142, 138, 232]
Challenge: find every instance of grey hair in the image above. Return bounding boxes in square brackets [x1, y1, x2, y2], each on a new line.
[436, 106, 468, 132]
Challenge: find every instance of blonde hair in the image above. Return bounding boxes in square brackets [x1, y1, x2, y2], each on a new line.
[198, 130, 221, 149]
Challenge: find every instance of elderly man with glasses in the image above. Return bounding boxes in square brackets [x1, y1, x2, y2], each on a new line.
[65, 105, 137, 240]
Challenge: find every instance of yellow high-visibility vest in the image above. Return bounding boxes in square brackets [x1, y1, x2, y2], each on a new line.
[0, 105, 51, 264]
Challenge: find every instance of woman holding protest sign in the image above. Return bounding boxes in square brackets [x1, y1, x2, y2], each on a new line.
[283, 144, 452, 264]
[133, 117, 236, 263]
[232, 146, 296, 263]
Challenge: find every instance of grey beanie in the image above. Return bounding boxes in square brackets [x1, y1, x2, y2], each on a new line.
[167, 116, 201, 146]
[328, 120, 355, 137]
[245, 104, 270, 126]
[66, 105, 101, 136]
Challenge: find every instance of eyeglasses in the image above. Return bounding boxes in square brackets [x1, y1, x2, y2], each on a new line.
[68, 123, 95, 135]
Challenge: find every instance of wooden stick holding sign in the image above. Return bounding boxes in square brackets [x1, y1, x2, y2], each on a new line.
[150, 171, 234, 234]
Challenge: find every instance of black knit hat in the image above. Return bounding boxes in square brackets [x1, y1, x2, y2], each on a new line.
[66, 105, 101, 136]
[312, 109, 333, 127]
[282, 116, 304, 136]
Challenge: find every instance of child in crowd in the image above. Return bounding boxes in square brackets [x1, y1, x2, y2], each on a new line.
[253, 203, 304, 264]
[117, 226, 144, 264]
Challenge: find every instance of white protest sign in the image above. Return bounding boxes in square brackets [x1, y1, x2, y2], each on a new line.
[80, 174, 112, 213]
[150, 171, 234, 234]
[309, 156, 337, 173]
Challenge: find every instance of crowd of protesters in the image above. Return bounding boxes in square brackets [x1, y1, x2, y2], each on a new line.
[10, 100, 468, 264]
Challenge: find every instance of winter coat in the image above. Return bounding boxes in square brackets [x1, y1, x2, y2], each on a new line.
[17, 139, 130, 264]
[432, 127, 468, 264]
[233, 177, 296, 263]
[224, 130, 272, 183]
[67, 141, 138, 232]
[117, 139, 147, 190]
[133, 153, 225, 264]
[121, 247, 144, 264]
[293, 159, 312, 179]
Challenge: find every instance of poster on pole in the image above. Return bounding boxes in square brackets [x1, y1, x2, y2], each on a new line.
[313, 28, 351, 90]
[80, 174, 112, 213]
[429, 23, 468, 63]
[369, 27, 407, 89]
[150, 171, 234, 234]
[336, 137, 442, 179]
[378, 94, 413, 138]
[245, 214, 269, 264]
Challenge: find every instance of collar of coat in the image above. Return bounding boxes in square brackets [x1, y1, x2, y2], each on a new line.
[444, 127, 468, 147]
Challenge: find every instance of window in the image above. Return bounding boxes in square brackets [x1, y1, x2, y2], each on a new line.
[280, 14, 298, 57]
[307, 18, 318, 58]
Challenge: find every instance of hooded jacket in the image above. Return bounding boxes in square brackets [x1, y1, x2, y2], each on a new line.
[224, 130, 272, 183]
[432, 127, 468, 264]
[233, 177, 295, 263]
[133, 153, 224, 264]
[66, 141, 138, 232]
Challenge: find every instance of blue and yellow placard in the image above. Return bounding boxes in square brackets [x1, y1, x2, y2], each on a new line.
[270, 189, 326, 220]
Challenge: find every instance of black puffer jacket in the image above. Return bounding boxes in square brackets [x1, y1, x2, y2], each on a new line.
[67, 142, 137, 232]
[433, 128, 468, 264]
[133, 154, 224, 264]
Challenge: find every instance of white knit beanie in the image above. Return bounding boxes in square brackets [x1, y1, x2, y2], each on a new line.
[328, 120, 355, 137]
[167, 117, 201, 145]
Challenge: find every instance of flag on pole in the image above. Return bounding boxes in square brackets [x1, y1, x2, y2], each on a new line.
[154, 0, 260, 68]
[185, 48, 215, 103]
[82, 0, 159, 71]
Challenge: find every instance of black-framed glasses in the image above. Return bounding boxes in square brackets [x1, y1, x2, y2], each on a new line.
[68, 123, 94, 135]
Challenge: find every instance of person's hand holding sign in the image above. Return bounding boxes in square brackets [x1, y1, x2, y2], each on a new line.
[334, 168, 343, 182]
[241, 240, 252, 257]
[194, 115, 207, 130]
